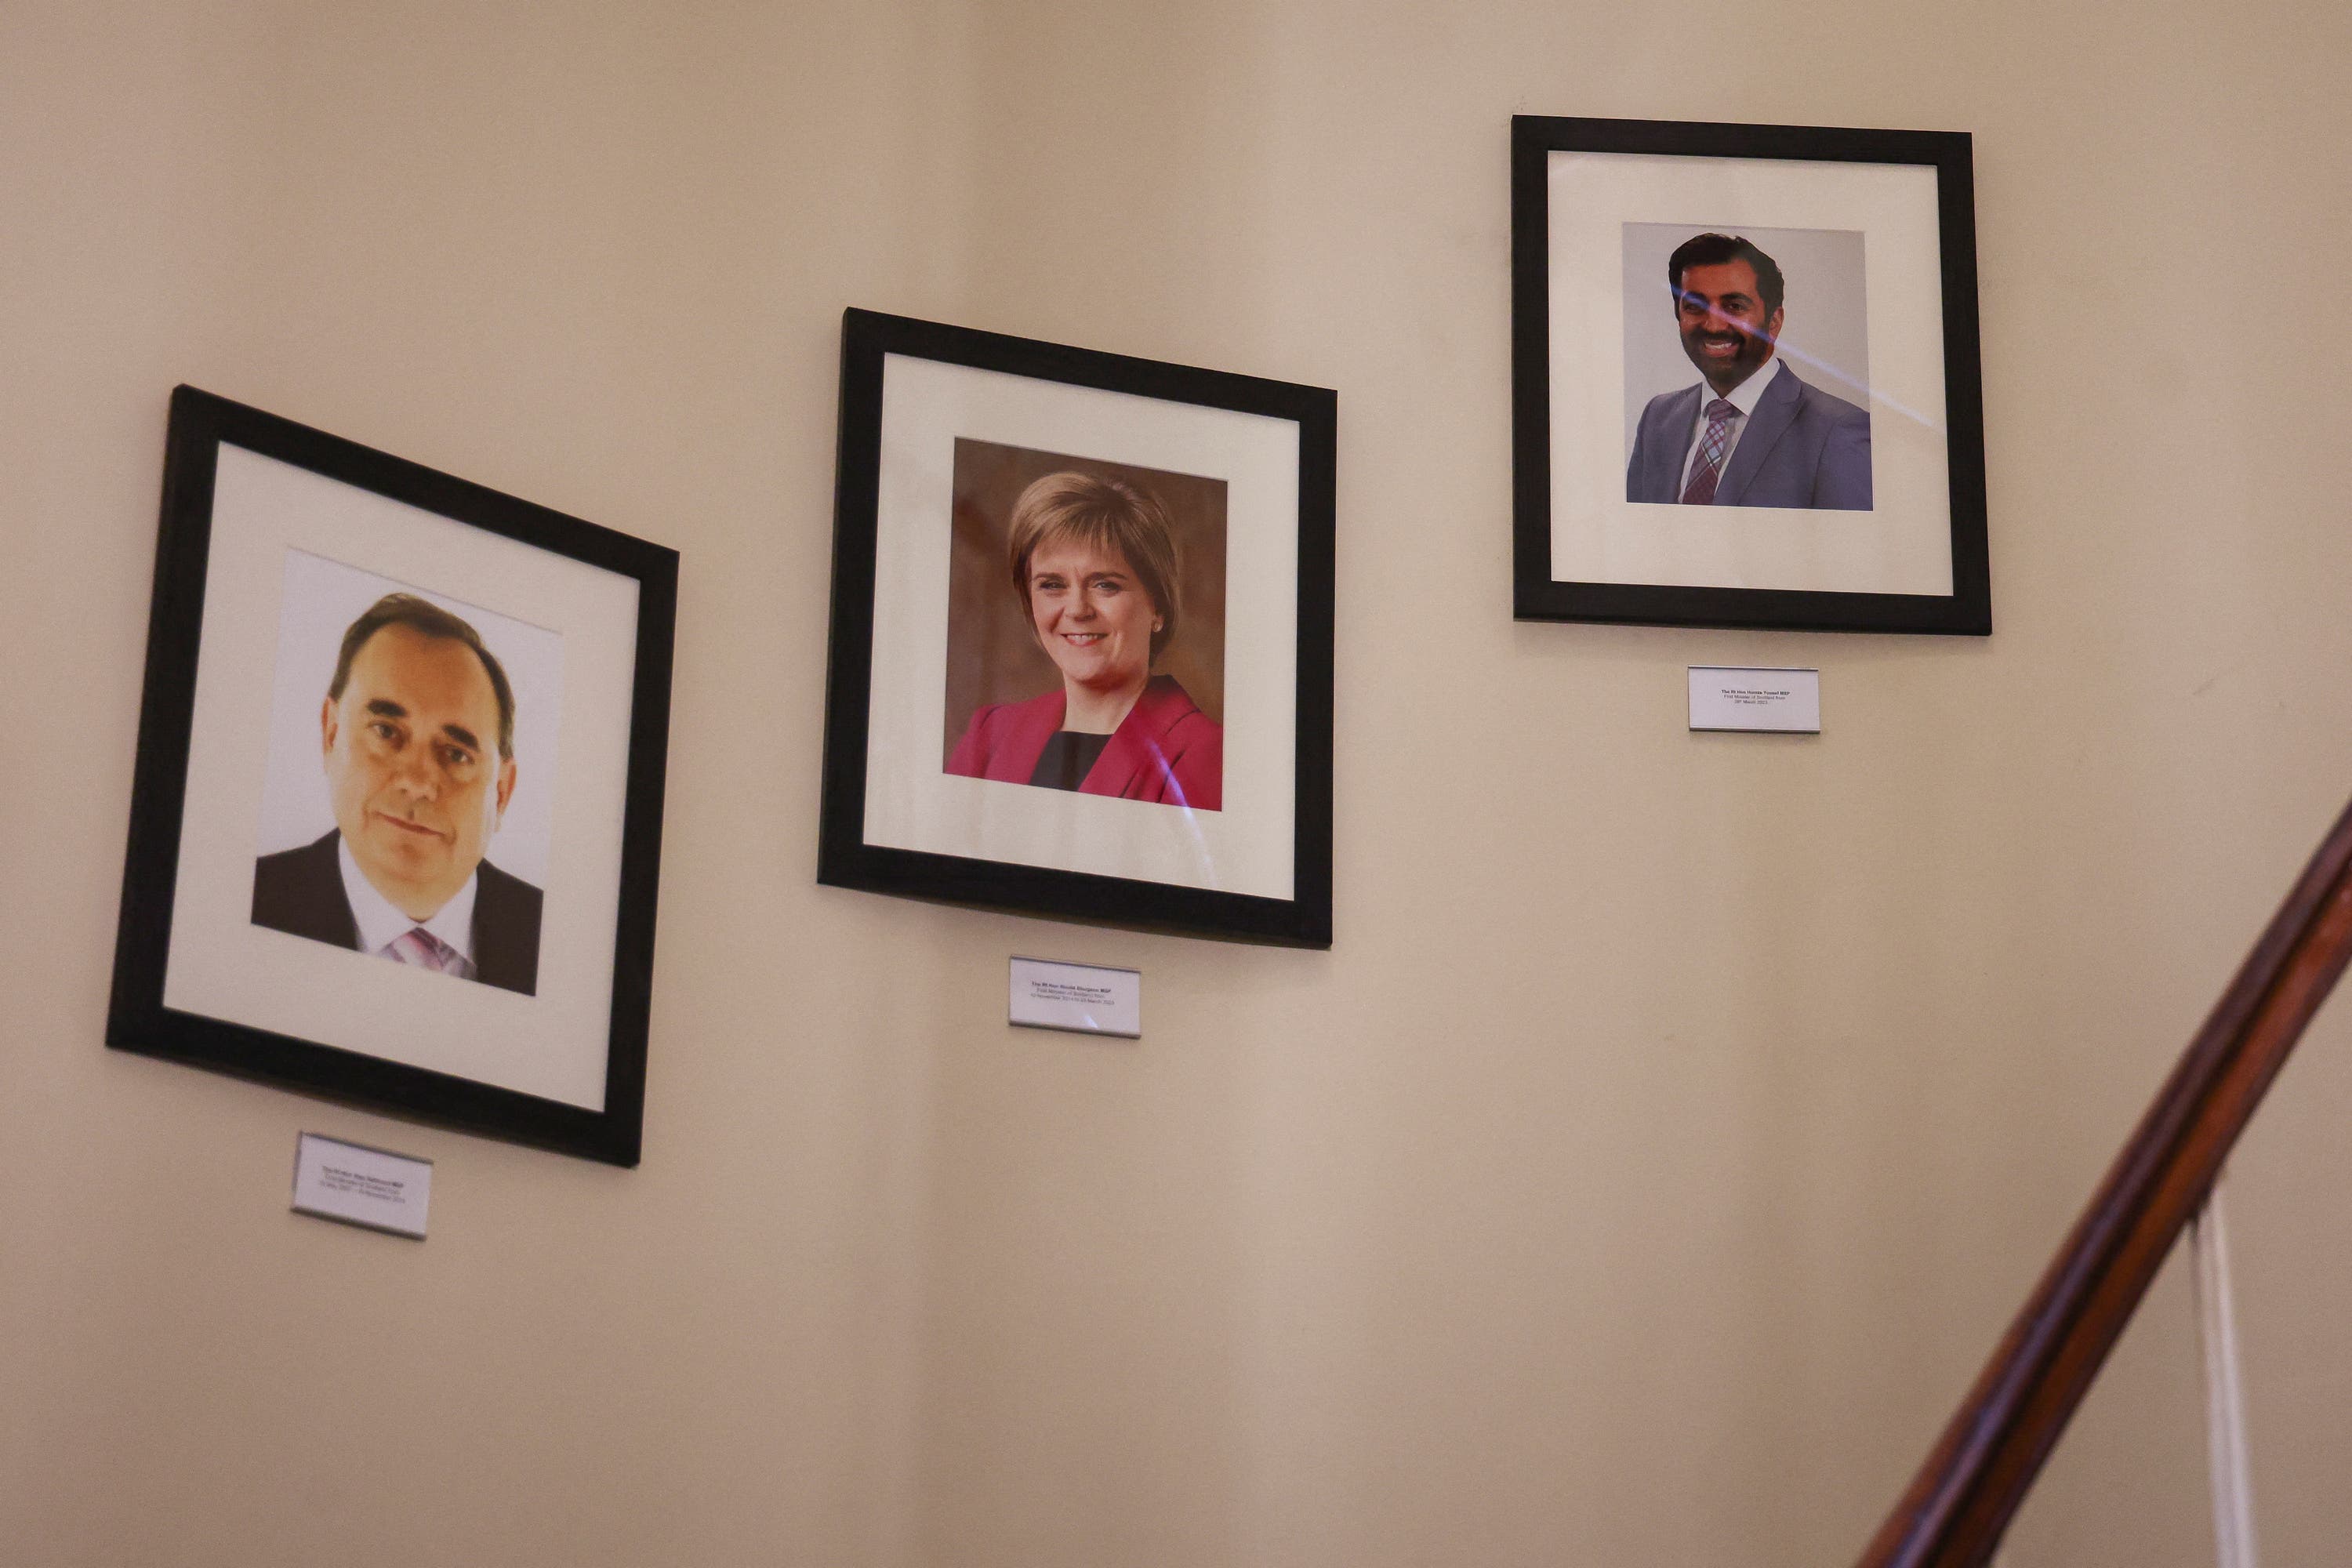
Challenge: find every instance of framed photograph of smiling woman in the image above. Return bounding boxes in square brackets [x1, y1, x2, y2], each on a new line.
[107, 387, 677, 1166]
[819, 309, 1335, 946]
[1512, 115, 1991, 634]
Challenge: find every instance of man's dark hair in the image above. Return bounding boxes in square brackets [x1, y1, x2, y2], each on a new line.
[328, 593, 517, 760]
[1667, 233, 1785, 318]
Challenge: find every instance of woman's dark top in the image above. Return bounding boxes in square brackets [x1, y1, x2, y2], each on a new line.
[1027, 730, 1114, 792]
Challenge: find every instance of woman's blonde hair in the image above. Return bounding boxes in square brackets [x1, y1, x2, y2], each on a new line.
[1005, 471, 1181, 662]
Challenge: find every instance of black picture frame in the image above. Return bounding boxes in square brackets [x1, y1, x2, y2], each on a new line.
[818, 308, 1336, 947]
[1512, 115, 1990, 635]
[107, 387, 677, 1166]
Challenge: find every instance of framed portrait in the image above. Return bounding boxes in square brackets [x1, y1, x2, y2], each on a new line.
[107, 387, 677, 1166]
[1512, 115, 1991, 635]
[818, 309, 1335, 947]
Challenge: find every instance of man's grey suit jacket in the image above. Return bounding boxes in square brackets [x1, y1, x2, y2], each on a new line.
[1625, 364, 1874, 510]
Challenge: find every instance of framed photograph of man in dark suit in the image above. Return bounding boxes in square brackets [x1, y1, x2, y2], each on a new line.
[1512, 116, 1991, 635]
[108, 387, 677, 1166]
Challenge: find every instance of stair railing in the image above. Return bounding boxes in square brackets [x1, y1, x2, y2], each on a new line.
[1854, 793, 2352, 1568]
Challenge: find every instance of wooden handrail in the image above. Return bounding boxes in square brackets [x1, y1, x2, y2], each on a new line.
[1857, 792, 2352, 1568]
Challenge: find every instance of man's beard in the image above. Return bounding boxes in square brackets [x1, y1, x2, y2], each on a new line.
[1682, 327, 1772, 389]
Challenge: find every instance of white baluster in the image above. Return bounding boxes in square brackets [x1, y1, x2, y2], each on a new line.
[2190, 1180, 2259, 1568]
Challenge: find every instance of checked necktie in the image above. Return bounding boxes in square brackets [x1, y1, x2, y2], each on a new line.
[1679, 397, 1740, 506]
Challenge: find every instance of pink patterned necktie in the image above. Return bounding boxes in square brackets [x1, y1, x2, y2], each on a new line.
[1679, 397, 1740, 505]
[387, 927, 459, 973]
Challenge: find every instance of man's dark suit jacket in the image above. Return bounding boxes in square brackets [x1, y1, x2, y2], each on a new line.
[252, 830, 543, 996]
[1626, 363, 1874, 510]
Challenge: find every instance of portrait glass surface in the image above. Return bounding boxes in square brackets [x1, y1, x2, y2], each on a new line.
[253, 548, 564, 996]
[1620, 221, 1874, 512]
[941, 437, 1227, 812]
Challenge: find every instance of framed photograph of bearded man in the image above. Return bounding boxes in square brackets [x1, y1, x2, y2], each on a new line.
[1511, 115, 1991, 635]
[107, 387, 677, 1166]
[818, 310, 1336, 947]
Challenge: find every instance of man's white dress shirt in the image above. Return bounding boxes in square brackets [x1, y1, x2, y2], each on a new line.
[338, 834, 480, 980]
[1675, 354, 1783, 498]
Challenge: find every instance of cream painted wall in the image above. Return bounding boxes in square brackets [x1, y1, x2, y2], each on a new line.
[5, 2, 2350, 1566]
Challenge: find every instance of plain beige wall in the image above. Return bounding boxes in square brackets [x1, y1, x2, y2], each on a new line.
[5, 2, 2350, 1564]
